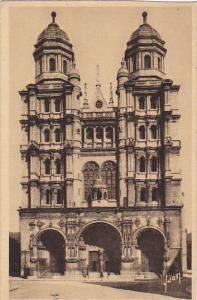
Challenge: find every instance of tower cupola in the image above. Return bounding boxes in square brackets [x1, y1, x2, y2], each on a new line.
[125, 12, 166, 80]
[33, 12, 74, 84]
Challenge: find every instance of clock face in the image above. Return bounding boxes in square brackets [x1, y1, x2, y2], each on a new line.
[96, 100, 103, 109]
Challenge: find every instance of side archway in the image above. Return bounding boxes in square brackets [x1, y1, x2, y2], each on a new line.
[35, 228, 66, 275]
[132, 226, 166, 274]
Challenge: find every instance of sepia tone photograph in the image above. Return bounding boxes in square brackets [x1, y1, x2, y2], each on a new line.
[2, 2, 194, 299]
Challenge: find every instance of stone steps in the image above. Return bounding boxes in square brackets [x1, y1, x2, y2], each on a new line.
[38, 271, 159, 281]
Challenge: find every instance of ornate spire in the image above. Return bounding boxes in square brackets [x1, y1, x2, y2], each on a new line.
[109, 82, 114, 107]
[142, 11, 147, 24]
[82, 83, 89, 109]
[96, 64, 101, 87]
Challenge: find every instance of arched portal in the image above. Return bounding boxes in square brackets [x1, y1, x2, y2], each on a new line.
[136, 228, 165, 274]
[78, 222, 122, 275]
[36, 229, 65, 275]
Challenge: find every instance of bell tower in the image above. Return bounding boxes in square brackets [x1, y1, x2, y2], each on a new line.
[20, 12, 82, 212]
[116, 11, 182, 273]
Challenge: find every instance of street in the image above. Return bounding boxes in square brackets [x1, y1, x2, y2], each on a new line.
[10, 279, 183, 300]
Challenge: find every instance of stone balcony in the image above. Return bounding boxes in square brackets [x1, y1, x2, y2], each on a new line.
[82, 141, 115, 149]
[40, 174, 64, 182]
[39, 112, 64, 120]
[135, 200, 160, 207]
[135, 172, 161, 180]
[134, 139, 161, 148]
[82, 111, 116, 120]
[135, 109, 160, 117]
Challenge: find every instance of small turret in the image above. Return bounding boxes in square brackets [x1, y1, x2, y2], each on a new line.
[68, 62, 80, 86]
[117, 58, 129, 85]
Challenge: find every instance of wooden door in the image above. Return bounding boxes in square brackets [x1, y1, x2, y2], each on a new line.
[141, 251, 149, 272]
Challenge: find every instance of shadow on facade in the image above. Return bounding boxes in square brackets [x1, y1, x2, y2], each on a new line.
[9, 233, 21, 277]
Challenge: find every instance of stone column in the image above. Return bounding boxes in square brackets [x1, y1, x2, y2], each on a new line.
[65, 220, 80, 275]
[93, 127, 96, 148]
[121, 220, 135, 275]
[146, 183, 150, 204]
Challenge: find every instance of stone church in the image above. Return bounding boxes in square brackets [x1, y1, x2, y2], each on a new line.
[19, 11, 183, 278]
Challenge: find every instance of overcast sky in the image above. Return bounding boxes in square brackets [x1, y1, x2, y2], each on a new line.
[9, 5, 192, 231]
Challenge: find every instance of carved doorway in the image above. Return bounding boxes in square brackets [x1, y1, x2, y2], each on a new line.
[79, 222, 121, 274]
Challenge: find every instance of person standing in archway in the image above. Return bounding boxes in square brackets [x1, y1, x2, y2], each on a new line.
[99, 250, 104, 278]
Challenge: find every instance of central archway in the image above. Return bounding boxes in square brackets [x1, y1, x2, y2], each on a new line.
[37, 229, 65, 275]
[79, 222, 122, 274]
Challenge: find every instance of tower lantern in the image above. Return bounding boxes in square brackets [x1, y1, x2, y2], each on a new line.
[125, 11, 166, 80]
[33, 11, 74, 84]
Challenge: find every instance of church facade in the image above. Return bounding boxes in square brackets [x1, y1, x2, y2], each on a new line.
[19, 11, 183, 278]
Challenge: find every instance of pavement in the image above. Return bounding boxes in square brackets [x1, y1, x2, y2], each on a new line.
[9, 279, 182, 300]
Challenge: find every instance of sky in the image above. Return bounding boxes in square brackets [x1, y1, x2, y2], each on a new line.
[9, 5, 192, 232]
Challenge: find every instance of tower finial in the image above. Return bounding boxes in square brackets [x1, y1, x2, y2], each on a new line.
[142, 11, 147, 24]
[121, 57, 125, 67]
[51, 11, 57, 23]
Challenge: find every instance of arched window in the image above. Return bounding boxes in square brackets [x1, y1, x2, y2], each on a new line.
[44, 129, 50, 143]
[133, 55, 136, 72]
[57, 189, 62, 204]
[96, 127, 103, 140]
[106, 127, 113, 141]
[83, 162, 99, 201]
[151, 156, 158, 172]
[55, 98, 61, 112]
[39, 58, 42, 74]
[158, 57, 161, 71]
[151, 125, 157, 139]
[139, 96, 145, 109]
[56, 159, 61, 174]
[49, 57, 56, 72]
[82, 128, 85, 145]
[46, 190, 51, 205]
[45, 159, 51, 174]
[101, 161, 116, 199]
[139, 125, 146, 139]
[144, 55, 151, 69]
[139, 156, 146, 172]
[63, 60, 67, 74]
[140, 187, 146, 202]
[150, 96, 157, 109]
[152, 187, 158, 201]
[55, 128, 61, 143]
[44, 98, 50, 112]
[86, 127, 94, 141]
[97, 190, 102, 200]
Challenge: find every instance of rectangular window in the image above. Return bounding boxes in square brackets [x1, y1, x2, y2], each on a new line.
[44, 98, 50, 112]
[55, 98, 61, 112]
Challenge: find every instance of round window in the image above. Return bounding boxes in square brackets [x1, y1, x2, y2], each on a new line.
[96, 100, 103, 109]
